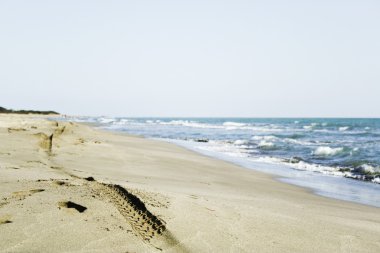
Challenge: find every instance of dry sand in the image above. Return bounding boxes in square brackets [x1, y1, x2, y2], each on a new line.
[0, 114, 379, 253]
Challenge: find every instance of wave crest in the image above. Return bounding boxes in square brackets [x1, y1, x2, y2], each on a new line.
[313, 146, 344, 156]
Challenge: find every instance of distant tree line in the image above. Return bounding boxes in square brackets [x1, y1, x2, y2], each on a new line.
[0, 106, 59, 115]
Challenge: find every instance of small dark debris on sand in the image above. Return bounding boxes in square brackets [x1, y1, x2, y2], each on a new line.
[0, 215, 12, 225]
[0, 220, 12, 225]
[84, 176, 95, 182]
[30, 189, 45, 193]
[194, 138, 209, 143]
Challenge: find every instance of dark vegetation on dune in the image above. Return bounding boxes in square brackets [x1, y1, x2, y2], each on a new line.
[0, 106, 58, 115]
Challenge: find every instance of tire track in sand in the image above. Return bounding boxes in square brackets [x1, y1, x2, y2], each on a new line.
[93, 181, 186, 251]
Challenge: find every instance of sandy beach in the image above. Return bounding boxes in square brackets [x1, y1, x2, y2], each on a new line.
[0, 114, 379, 253]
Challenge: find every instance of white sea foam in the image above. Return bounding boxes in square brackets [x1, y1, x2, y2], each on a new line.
[234, 140, 249, 145]
[291, 161, 339, 173]
[339, 126, 350, 131]
[159, 120, 222, 129]
[249, 156, 342, 175]
[223, 122, 247, 127]
[358, 164, 380, 174]
[313, 146, 344, 156]
[199, 142, 333, 175]
[284, 138, 314, 146]
[98, 117, 115, 124]
[303, 123, 321, 130]
[198, 141, 250, 158]
[248, 127, 284, 132]
[251, 135, 277, 141]
[115, 119, 287, 132]
[109, 118, 135, 126]
[224, 126, 239, 130]
[258, 140, 275, 148]
[250, 156, 284, 164]
[223, 122, 282, 132]
[314, 129, 331, 133]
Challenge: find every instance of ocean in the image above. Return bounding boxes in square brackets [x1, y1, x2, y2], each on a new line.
[63, 117, 380, 207]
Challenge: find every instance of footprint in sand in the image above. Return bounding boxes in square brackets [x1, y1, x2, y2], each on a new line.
[7, 127, 27, 133]
[11, 189, 45, 201]
[58, 201, 87, 213]
[54, 181, 67, 186]
[189, 195, 199, 199]
[74, 138, 85, 145]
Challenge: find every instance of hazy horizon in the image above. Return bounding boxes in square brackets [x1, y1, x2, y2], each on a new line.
[1, 0, 379, 117]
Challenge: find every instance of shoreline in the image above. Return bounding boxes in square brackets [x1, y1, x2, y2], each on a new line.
[84, 126, 329, 205]
[86, 122, 380, 209]
[1, 114, 380, 252]
[84, 115, 380, 207]
[163, 138, 380, 208]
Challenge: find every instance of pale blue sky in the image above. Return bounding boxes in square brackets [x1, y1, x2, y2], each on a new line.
[1, 0, 379, 117]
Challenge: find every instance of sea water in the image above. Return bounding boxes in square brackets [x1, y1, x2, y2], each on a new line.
[62, 117, 380, 207]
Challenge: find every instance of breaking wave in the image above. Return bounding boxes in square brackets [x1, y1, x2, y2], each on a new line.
[313, 146, 345, 156]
